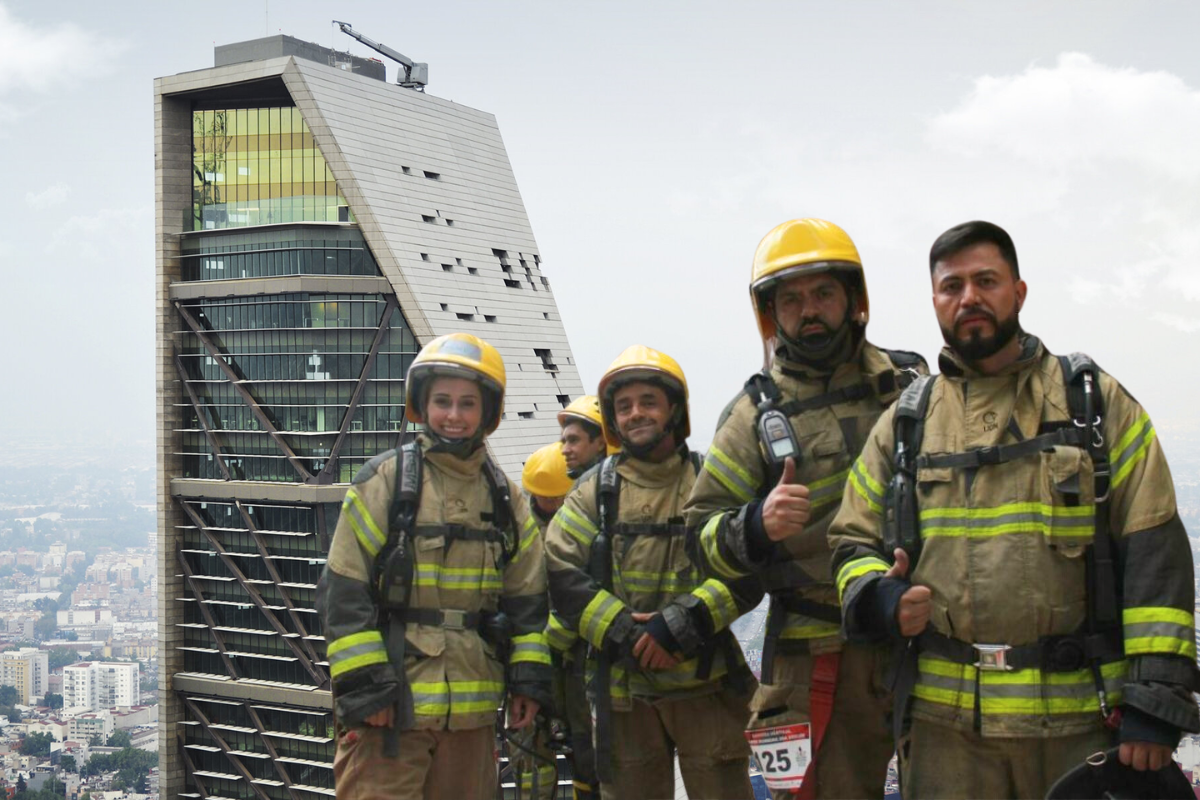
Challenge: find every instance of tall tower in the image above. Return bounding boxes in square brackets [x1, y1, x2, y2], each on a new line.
[155, 35, 584, 800]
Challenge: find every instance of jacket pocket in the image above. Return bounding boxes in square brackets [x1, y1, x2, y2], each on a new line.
[1039, 446, 1095, 557]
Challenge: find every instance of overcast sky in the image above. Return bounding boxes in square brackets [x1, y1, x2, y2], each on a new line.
[2, 1, 1199, 460]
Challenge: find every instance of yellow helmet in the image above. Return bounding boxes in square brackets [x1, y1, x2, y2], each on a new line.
[521, 443, 573, 498]
[597, 345, 690, 450]
[405, 333, 506, 434]
[750, 219, 869, 344]
[557, 395, 603, 431]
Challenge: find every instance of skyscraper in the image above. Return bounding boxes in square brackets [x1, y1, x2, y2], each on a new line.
[156, 35, 584, 800]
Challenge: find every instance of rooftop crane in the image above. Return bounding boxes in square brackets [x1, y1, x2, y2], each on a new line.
[333, 20, 428, 91]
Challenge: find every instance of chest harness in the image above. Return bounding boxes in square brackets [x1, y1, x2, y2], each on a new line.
[885, 354, 1124, 734]
[589, 450, 744, 781]
[744, 349, 924, 682]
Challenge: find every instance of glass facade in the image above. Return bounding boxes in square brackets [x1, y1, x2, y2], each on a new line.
[176, 292, 418, 483]
[193, 107, 350, 230]
[180, 226, 380, 282]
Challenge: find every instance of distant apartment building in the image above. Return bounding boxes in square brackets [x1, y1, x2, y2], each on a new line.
[0, 648, 48, 705]
[56, 608, 113, 627]
[67, 710, 114, 743]
[62, 663, 139, 712]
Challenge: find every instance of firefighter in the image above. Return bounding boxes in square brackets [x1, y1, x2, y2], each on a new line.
[558, 395, 609, 479]
[829, 221, 1200, 799]
[546, 345, 760, 800]
[512, 442, 575, 800]
[317, 333, 553, 800]
[684, 218, 927, 799]
[547, 396, 607, 799]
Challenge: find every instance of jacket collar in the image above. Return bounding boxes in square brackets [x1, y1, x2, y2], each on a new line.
[938, 334, 1043, 380]
[615, 448, 689, 489]
[418, 433, 488, 478]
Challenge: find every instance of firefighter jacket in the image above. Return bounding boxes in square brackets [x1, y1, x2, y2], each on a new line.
[531, 502, 582, 660]
[829, 336, 1200, 738]
[545, 449, 758, 710]
[684, 342, 927, 657]
[318, 435, 552, 731]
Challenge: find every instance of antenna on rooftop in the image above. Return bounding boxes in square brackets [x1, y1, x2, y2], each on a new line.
[332, 20, 428, 91]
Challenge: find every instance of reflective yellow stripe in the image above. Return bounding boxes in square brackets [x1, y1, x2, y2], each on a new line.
[848, 458, 884, 515]
[693, 579, 739, 632]
[344, 488, 387, 556]
[808, 468, 850, 512]
[699, 514, 746, 580]
[1123, 605, 1196, 658]
[835, 556, 889, 600]
[1110, 413, 1155, 490]
[545, 614, 578, 652]
[557, 506, 598, 547]
[327, 631, 388, 678]
[515, 515, 539, 558]
[580, 591, 625, 647]
[511, 632, 552, 665]
[780, 622, 841, 640]
[414, 564, 502, 590]
[918, 502, 1093, 539]
[704, 447, 759, 504]
[411, 680, 504, 716]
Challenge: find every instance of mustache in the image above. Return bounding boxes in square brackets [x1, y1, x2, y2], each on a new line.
[799, 317, 832, 334]
[955, 308, 997, 327]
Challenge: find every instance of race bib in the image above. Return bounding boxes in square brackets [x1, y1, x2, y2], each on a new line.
[745, 722, 812, 792]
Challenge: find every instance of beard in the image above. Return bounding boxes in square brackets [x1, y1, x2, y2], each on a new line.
[941, 306, 1021, 361]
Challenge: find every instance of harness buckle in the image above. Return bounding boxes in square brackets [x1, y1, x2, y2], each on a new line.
[442, 609, 468, 630]
[1073, 415, 1104, 448]
[973, 643, 1014, 672]
[974, 445, 1002, 465]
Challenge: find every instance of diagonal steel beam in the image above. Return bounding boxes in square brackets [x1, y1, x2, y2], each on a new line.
[234, 500, 327, 677]
[179, 502, 326, 686]
[174, 300, 313, 481]
[182, 696, 271, 800]
[242, 702, 302, 800]
[175, 353, 233, 481]
[179, 741, 212, 800]
[317, 296, 398, 484]
[176, 547, 240, 679]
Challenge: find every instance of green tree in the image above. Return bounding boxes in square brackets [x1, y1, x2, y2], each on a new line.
[16, 774, 25, 794]
[43, 693, 62, 710]
[106, 729, 131, 748]
[0, 684, 19, 706]
[87, 733, 101, 747]
[33, 614, 55, 641]
[48, 648, 79, 670]
[20, 732, 53, 756]
[59, 755, 75, 773]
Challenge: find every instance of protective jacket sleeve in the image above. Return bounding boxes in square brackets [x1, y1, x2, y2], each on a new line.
[684, 392, 771, 581]
[1100, 375, 1200, 737]
[316, 453, 403, 727]
[500, 484, 554, 709]
[544, 472, 637, 652]
[827, 406, 900, 640]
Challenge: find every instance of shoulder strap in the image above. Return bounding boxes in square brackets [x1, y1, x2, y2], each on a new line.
[688, 450, 703, 475]
[481, 456, 516, 563]
[743, 371, 781, 411]
[596, 455, 621, 537]
[879, 348, 928, 395]
[892, 375, 936, 469]
[387, 441, 423, 537]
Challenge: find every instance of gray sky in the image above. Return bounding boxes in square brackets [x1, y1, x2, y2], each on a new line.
[3, 1, 1199, 458]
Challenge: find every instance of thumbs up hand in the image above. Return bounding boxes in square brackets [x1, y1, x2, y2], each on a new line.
[886, 548, 931, 637]
[762, 457, 811, 542]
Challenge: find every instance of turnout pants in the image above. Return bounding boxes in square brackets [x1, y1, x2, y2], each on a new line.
[599, 684, 754, 800]
[332, 725, 495, 800]
[748, 643, 894, 800]
[564, 660, 599, 794]
[899, 716, 1112, 799]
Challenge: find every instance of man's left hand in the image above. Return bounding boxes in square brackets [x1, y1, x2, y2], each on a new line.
[631, 612, 680, 670]
[508, 695, 540, 730]
[1119, 741, 1173, 771]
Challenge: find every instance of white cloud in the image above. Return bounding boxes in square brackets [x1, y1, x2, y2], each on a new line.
[25, 181, 70, 209]
[46, 206, 150, 261]
[1152, 312, 1200, 334]
[0, 4, 124, 94]
[927, 53, 1200, 179]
